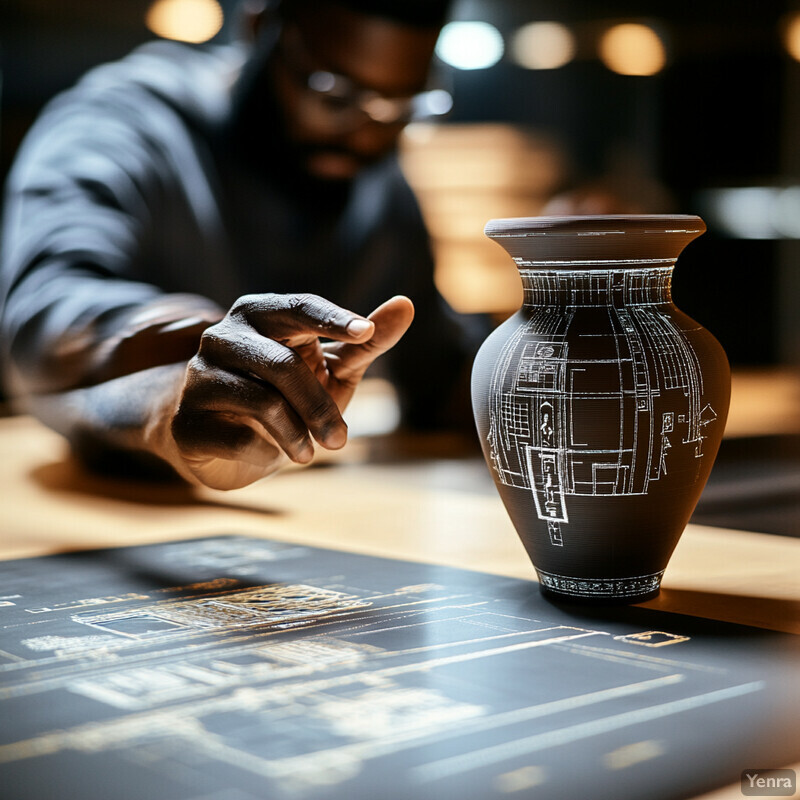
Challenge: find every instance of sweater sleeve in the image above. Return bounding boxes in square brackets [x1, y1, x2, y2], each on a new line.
[0, 47, 229, 398]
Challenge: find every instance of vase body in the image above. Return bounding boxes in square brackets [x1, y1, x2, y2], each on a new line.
[471, 215, 730, 604]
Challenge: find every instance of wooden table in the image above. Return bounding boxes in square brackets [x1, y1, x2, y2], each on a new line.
[1, 381, 799, 799]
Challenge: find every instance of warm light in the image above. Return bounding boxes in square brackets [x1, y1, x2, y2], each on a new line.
[599, 23, 666, 76]
[782, 12, 800, 61]
[145, 0, 224, 44]
[435, 21, 504, 70]
[511, 21, 576, 70]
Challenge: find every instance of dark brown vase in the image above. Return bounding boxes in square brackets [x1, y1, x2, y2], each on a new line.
[471, 215, 731, 604]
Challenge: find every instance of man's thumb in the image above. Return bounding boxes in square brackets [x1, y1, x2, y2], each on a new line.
[325, 295, 414, 394]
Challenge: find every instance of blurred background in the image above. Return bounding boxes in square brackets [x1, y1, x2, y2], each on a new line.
[1, 0, 799, 537]
[2, 0, 800, 367]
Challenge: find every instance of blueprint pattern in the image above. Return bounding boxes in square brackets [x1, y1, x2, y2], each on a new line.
[0, 536, 797, 800]
[486, 268, 719, 555]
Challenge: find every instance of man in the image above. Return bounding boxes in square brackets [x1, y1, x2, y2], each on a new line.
[0, 0, 478, 490]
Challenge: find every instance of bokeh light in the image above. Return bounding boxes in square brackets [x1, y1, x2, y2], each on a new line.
[782, 12, 800, 61]
[599, 23, 666, 76]
[511, 21, 576, 70]
[435, 21, 504, 70]
[416, 89, 454, 118]
[145, 0, 224, 44]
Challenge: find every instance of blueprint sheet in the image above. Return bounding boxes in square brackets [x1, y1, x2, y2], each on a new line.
[0, 535, 798, 800]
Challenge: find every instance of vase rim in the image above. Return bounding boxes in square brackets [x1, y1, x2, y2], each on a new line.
[485, 214, 706, 238]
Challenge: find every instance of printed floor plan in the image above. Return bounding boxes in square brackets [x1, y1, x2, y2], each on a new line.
[0, 536, 797, 800]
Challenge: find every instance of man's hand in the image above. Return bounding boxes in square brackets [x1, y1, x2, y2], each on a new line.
[160, 293, 414, 489]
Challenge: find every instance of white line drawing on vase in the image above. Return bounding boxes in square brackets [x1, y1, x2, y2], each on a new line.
[485, 265, 718, 554]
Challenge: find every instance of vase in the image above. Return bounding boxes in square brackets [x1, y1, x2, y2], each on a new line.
[471, 215, 730, 604]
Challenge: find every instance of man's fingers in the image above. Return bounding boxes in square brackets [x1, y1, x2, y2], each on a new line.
[231, 293, 374, 346]
[197, 325, 347, 450]
[174, 357, 330, 463]
[170, 293, 411, 489]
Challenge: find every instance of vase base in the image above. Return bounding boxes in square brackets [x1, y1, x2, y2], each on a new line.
[535, 569, 664, 606]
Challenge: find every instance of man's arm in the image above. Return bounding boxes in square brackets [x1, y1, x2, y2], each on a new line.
[0, 50, 411, 487]
[25, 293, 414, 490]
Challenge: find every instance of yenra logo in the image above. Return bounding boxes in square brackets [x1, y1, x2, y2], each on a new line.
[741, 769, 796, 797]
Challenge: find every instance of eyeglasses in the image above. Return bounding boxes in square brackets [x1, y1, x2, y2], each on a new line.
[277, 24, 453, 129]
[304, 69, 453, 126]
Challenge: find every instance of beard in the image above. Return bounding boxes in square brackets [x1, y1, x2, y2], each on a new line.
[221, 39, 365, 212]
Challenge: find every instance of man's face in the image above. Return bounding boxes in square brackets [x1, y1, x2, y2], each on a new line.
[267, 4, 440, 181]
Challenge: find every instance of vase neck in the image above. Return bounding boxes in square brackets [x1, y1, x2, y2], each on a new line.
[520, 266, 674, 308]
